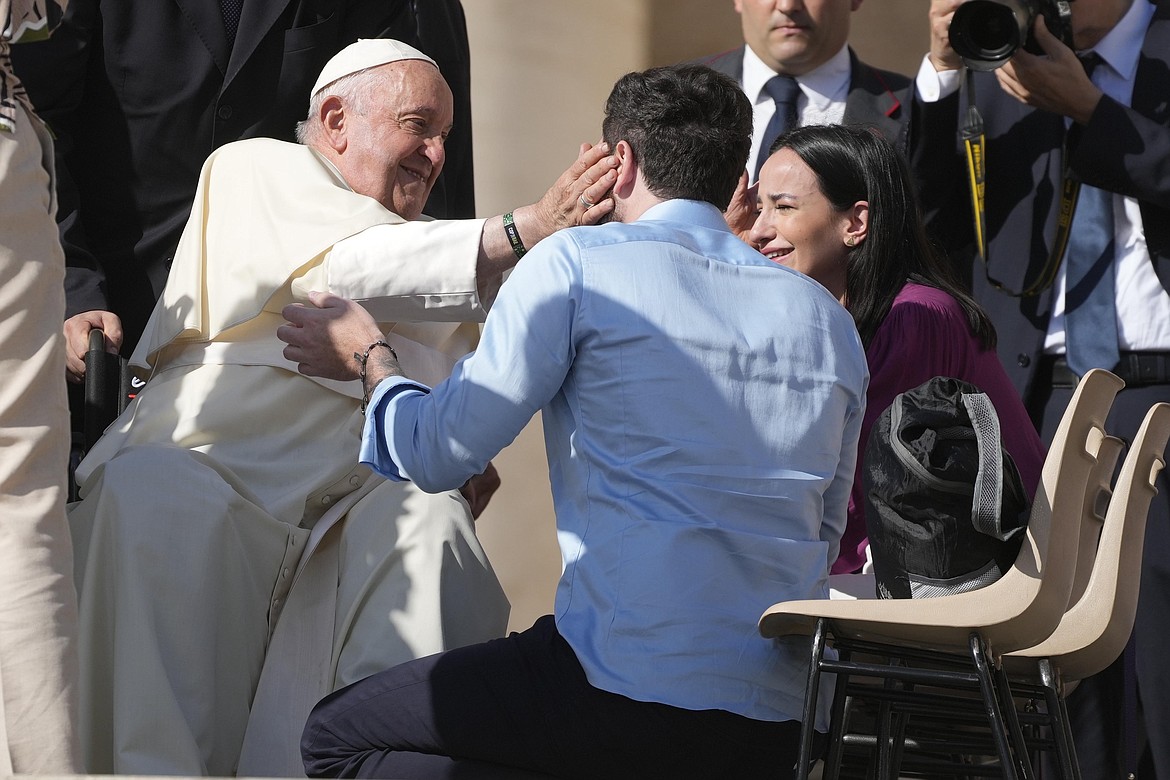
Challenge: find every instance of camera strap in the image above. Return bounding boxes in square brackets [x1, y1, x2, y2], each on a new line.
[961, 69, 1079, 298]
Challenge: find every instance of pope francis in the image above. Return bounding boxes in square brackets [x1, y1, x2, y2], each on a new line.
[66, 39, 618, 777]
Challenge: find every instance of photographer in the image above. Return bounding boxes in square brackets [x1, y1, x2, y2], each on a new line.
[911, 0, 1170, 776]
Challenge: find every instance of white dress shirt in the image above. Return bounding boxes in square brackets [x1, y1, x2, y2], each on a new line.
[743, 44, 852, 180]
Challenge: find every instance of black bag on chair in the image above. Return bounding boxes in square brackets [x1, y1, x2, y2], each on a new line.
[864, 376, 1030, 599]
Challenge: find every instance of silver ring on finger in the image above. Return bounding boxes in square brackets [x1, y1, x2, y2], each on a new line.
[578, 194, 595, 209]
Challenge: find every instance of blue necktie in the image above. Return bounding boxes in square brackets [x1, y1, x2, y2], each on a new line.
[1064, 53, 1119, 377]
[754, 75, 800, 180]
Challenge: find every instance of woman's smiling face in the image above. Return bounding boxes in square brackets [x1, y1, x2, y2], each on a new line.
[748, 147, 855, 299]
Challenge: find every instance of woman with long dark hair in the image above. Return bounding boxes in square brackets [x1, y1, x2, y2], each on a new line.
[748, 124, 1045, 575]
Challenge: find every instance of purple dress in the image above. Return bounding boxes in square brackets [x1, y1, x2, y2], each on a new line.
[833, 282, 1047, 575]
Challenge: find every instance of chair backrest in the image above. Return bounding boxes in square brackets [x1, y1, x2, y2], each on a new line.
[977, 369, 1123, 648]
[1022, 402, 1170, 680]
[1066, 434, 1126, 609]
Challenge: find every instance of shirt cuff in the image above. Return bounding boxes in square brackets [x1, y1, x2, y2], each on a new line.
[916, 55, 963, 103]
[359, 375, 432, 481]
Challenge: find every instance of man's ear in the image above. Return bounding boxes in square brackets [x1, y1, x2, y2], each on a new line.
[320, 96, 348, 154]
[612, 140, 638, 200]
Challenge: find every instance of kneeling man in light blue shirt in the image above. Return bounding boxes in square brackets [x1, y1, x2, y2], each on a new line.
[281, 63, 867, 780]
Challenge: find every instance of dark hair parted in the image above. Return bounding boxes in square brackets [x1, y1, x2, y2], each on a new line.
[770, 124, 996, 350]
[602, 64, 752, 210]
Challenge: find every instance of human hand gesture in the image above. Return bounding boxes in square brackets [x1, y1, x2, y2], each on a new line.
[996, 15, 1103, 124]
[928, 0, 966, 72]
[724, 171, 759, 244]
[460, 461, 501, 520]
[64, 310, 123, 383]
[527, 141, 619, 235]
[279, 292, 384, 381]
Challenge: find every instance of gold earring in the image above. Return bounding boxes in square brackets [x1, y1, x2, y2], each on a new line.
[845, 236, 856, 247]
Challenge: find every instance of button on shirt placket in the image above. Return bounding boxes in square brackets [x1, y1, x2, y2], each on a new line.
[268, 529, 309, 629]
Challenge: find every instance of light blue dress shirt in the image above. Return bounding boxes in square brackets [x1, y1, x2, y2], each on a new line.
[361, 199, 867, 725]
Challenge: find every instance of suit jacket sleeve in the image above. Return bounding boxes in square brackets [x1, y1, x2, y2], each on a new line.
[909, 91, 977, 262]
[1074, 94, 1170, 210]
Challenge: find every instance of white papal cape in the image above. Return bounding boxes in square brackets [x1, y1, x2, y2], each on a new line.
[69, 138, 510, 777]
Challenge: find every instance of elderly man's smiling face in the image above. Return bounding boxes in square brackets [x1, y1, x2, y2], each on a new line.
[338, 60, 453, 220]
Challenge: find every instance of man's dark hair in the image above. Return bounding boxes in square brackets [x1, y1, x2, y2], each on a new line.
[602, 64, 752, 210]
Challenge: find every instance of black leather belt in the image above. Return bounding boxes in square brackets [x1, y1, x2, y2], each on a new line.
[1040, 352, 1170, 388]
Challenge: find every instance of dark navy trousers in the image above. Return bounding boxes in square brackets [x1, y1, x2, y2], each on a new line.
[302, 615, 805, 779]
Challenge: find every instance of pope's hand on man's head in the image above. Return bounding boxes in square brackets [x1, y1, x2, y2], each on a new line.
[534, 141, 618, 232]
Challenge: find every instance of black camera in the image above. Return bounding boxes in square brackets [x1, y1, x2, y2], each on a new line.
[949, 0, 1074, 71]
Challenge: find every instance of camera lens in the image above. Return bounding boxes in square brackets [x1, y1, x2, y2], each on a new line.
[950, 0, 1031, 71]
[968, 10, 1014, 50]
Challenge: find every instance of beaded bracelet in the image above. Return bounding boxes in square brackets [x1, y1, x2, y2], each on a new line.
[354, 339, 399, 413]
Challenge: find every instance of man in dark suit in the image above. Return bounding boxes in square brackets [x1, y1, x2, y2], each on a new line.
[700, 0, 912, 180]
[11, 0, 474, 379]
[912, 0, 1170, 775]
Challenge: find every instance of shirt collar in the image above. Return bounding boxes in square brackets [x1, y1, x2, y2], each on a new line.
[638, 199, 732, 232]
[1083, 0, 1153, 82]
[740, 43, 851, 111]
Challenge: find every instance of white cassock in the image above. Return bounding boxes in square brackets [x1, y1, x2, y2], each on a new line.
[68, 138, 510, 777]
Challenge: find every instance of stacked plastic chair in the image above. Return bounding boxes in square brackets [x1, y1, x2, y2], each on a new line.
[998, 401, 1170, 778]
[759, 369, 1124, 779]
